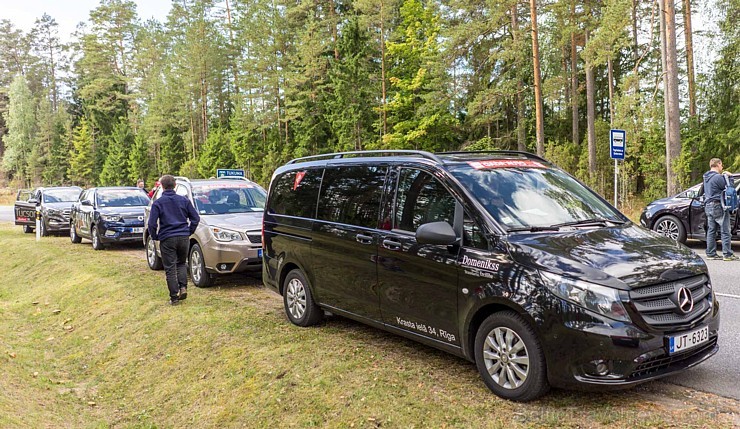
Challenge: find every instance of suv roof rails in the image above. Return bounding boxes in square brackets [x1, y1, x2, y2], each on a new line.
[287, 150, 444, 165]
[438, 150, 549, 163]
[217, 176, 252, 181]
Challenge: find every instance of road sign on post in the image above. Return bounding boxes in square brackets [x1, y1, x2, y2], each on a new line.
[610, 129, 626, 208]
[610, 129, 626, 160]
[216, 169, 245, 179]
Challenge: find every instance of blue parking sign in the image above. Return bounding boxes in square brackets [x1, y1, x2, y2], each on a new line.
[610, 129, 626, 160]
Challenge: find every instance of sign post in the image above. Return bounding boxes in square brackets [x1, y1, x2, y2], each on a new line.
[610, 129, 626, 208]
[35, 206, 41, 242]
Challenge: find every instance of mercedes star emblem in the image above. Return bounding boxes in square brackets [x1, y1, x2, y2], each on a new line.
[676, 287, 694, 314]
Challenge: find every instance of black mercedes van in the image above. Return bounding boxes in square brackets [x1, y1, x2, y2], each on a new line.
[262, 150, 719, 401]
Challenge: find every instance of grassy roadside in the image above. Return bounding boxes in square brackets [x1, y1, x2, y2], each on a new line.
[0, 223, 737, 428]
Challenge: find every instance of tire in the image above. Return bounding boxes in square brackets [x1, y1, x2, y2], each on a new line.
[23, 225, 34, 234]
[70, 222, 82, 244]
[283, 269, 323, 327]
[474, 311, 549, 402]
[145, 235, 163, 270]
[653, 215, 687, 243]
[189, 243, 214, 288]
[91, 224, 105, 250]
[39, 218, 48, 237]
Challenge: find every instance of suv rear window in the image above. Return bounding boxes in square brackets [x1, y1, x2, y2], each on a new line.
[268, 169, 323, 218]
[192, 183, 267, 215]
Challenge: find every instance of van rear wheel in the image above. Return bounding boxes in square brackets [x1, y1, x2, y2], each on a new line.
[283, 269, 323, 327]
[474, 311, 549, 402]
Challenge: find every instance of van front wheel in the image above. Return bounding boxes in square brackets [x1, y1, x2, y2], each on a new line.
[474, 311, 549, 402]
[283, 269, 323, 327]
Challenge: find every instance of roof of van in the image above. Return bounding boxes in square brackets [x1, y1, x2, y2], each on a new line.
[286, 150, 551, 167]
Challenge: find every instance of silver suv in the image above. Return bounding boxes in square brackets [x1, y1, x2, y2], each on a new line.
[143, 177, 266, 287]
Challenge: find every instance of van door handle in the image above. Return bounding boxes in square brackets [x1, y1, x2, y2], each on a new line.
[355, 234, 373, 245]
[382, 239, 401, 251]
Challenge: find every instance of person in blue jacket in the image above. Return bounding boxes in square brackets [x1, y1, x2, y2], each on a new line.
[703, 158, 737, 261]
[147, 175, 201, 304]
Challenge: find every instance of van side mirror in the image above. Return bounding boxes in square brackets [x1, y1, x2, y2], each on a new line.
[416, 221, 457, 246]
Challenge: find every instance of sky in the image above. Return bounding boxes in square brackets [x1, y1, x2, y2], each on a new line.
[1, 0, 172, 41]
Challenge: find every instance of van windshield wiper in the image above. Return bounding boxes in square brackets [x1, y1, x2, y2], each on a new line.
[550, 218, 626, 228]
[507, 218, 625, 233]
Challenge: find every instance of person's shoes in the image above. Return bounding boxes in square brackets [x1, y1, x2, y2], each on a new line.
[723, 255, 739, 261]
[706, 254, 723, 260]
[179, 287, 187, 301]
[170, 298, 180, 306]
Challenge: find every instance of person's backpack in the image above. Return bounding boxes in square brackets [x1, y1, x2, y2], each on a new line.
[721, 175, 738, 212]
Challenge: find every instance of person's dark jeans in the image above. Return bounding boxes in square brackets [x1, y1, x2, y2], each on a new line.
[705, 201, 733, 257]
[160, 236, 189, 301]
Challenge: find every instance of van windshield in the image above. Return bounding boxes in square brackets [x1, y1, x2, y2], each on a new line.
[192, 184, 266, 215]
[449, 162, 623, 231]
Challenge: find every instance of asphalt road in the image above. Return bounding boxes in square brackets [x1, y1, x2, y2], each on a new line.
[0, 207, 736, 399]
[669, 240, 740, 400]
[0, 205, 13, 223]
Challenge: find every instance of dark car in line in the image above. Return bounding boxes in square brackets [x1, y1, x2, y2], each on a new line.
[69, 187, 150, 250]
[263, 150, 719, 402]
[14, 187, 82, 235]
[640, 174, 740, 243]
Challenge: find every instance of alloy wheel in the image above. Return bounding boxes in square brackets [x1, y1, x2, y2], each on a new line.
[482, 327, 530, 390]
[286, 278, 307, 320]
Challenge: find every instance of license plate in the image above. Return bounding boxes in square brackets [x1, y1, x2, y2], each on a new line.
[131, 227, 144, 233]
[668, 326, 709, 354]
[258, 249, 263, 258]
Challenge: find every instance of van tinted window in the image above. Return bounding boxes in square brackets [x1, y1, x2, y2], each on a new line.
[394, 169, 456, 232]
[269, 169, 323, 218]
[317, 166, 386, 228]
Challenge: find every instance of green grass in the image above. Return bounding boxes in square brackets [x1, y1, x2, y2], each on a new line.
[0, 223, 737, 428]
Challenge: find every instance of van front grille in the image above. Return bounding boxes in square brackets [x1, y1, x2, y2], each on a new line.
[629, 275, 712, 331]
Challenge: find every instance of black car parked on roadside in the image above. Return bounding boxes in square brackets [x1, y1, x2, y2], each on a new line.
[640, 174, 740, 243]
[69, 187, 150, 250]
[14, 187, 82, 235]
[263, 150, 719, 402]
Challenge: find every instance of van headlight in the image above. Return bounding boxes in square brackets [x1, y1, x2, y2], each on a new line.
[210, 226, 242, 242]
[540, 271, 630, 322]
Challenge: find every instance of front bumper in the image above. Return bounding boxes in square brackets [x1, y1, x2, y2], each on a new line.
[201, 238, 262, 274]
[541, 297, 720, 390]
[100, 222, 145, 243]
[46, 215, 72, 232]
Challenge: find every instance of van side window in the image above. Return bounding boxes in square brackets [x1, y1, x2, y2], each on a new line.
[269, 169, 322, 218]
[394, 169, 456, 233]
[317, 166, 386, 228]
[464, 214, 488, 249]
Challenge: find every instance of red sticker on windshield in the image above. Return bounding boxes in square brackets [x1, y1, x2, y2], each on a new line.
[293, 171, 306, 190]
[468, 160, 547, 169]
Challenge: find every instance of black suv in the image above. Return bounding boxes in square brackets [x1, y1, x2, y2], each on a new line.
[14, 186, 81, 235]
[69, 187, 150, 250]
[263, 150, 719, 401]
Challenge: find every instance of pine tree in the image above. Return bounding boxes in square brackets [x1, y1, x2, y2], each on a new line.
[68, 119, 96, 186]
[99, 118, 133, 185]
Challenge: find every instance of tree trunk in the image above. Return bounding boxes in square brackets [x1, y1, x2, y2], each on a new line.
[512, 3, 526, 151]
[225, 0, 240, 95]
[585, 29, 596, 174]
[530, 0, 545, 156]
[608, 58, 615, 126]
[380, 0, 388, 138]
[683, 0, 696, 118]
[663, 0, 682, 195]
[571, 26, 579, 145]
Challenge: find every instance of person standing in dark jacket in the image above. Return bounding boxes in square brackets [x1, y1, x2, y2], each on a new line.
[703, 158, 737, 261]
[148, 175, 201, 304]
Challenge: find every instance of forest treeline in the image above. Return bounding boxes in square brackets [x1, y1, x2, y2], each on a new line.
[0, 0, 738, 203]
